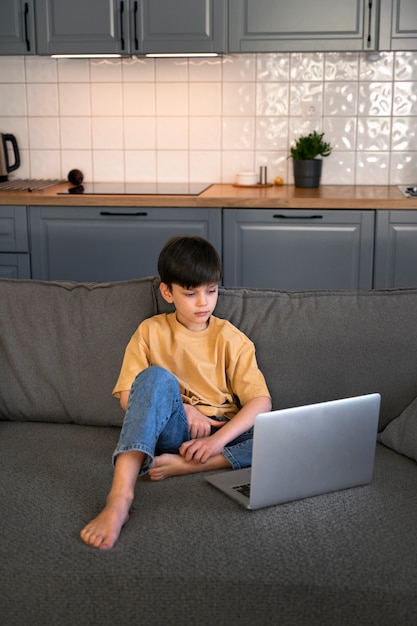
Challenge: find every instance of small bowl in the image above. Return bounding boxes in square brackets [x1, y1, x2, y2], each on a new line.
[236, 171, 258, 186]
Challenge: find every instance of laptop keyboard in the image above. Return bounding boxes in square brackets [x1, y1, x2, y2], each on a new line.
[233, 483, 251, 498]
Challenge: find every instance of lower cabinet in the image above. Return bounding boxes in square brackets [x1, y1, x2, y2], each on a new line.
[223, 209, 375, 290]
[0, 205, 31, 278]
[29, 206, 222, 282]
[374, 210, 417, 288]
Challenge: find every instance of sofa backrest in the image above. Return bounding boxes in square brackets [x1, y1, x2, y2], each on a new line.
[0, 278, 157, 426]
[1, 277, 417, 430]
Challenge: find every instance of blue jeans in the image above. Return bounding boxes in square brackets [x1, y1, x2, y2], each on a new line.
[113, 366, 253, 473]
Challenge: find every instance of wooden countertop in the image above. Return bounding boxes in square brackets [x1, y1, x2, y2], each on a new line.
[1, 183, 417, 209]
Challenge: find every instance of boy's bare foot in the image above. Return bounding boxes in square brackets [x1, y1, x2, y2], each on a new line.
[80, 494, 131, 550]
[148, 453, 230, 481]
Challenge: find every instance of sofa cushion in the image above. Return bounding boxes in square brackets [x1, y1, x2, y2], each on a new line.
[155, 281, 417, 431]
[378, 396, 417, 462]
[0, 278, 157, 426]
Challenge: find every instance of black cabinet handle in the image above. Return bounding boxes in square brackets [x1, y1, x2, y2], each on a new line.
[133, 1, 139, 51]
[273, 214, 323, 220]
[24, 3, 31, 52]
[367, 1, 373, 48]
[100, 211, 148, 216]
[120, 1, 125, 51]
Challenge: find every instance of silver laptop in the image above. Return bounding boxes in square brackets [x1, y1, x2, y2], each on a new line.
[206, 393, 381, 510]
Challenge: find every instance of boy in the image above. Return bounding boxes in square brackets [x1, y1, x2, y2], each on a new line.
[80, 235, 271, 550]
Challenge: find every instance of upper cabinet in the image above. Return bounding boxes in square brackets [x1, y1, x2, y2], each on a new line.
[35, 0, 227, 56]
[228, 0, 379, 52]
[0, 0, 36, 55]
[379, 0, 417, 50]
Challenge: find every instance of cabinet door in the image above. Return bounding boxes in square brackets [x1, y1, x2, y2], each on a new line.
[35, 0, 128, 55]
[29, 206, 222, 282]
[0, 253, 31, 278]
[228, 0, 377, 52]
[0, 0, 36, 55]
[0, 206, 29, 252]
[139, 0, 226, 54]
[223, 209, 375, 290]
[379, 0, 417, 50]
[374, 211, 417, 288]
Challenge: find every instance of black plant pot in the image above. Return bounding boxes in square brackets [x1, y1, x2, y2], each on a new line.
[293, 159, 323, 188]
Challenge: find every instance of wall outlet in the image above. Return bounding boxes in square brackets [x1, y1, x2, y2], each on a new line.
[301, 101, 322, 120]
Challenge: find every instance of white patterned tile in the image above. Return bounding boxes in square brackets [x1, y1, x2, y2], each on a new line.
[189, 117, 221, 150]
[394, 51, 417, 81]
[123, 82, 155, 116]
[189, 58, 222, 82]
[124, 150, 157, 182]
[323, 117, 356, 151]
[91, 83, 123, 116]
[27, 84, 58, 116]
[324, 82, 358, 116]
[156, 117, 188, 150]
[290, 82, 323, 117]
[393, 82, 417, 116]
[320, 152, 355, 185]
[61, 150, 92, 181]
[122, 57, 155, 82]
[390, 152, 417, 184]
[221, 150, 255, 183]
[357, 117, 391, 151]
[156, 150, 188, 181]
[124, 117, 156, 150]
[60, 117, 92, 150]
[257, 83, 289, 116]
[222, 117, 255, 150]
[290, 53, 324, 81]
[324, 52, 359, 81]
[189, 151, 221, 182]
[256, 117, 288, 151]
[90, 58, 122, 82]
[156, 83, 188, 116]
[222, 82, 255, 116]
[155, 58, 188, 82]
[28, 116, 60, 149]
[58, 83, 91, 116]
[57, 58, 90, 83]
[358, 83, 393, 116]
[189, 82, 221, 116]
[356, 152, 390, 185]
[359, 52, 394, 81]
[29, 149, 61, 178]
[257, 53, 290, 81]
[391, 117, 417, 151]
[25, 56, 57, 82]
[92, 117, 123, 150]
[0, 56, 25, 82]
[93, 150, 124, 181]
[222, 54, 256, 81]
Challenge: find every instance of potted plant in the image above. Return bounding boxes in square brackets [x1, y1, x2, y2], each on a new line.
[289, 131, 332, 188]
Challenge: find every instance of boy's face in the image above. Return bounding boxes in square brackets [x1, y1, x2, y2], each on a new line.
[159, 282, 219, 332]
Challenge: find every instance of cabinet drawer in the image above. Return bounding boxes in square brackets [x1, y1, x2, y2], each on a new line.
[0, 206, 29, 252]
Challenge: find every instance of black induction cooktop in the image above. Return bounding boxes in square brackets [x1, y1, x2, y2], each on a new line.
[58, 182, 212, 195]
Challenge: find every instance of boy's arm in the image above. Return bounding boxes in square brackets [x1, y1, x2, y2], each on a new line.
[179, 395, 272, 464]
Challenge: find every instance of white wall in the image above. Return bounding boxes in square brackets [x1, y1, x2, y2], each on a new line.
[0, 51, 416, 185]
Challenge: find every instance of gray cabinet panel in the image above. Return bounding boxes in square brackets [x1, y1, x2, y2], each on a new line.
[0, 0, 36, 55]
[35, 0, 226, 55]
[0, 253, 31, 278]
[229, 0, 377, 52]
[29, 206, 221, 282]
[223, 209, 375, 290]
[379, 0, 417, 50]
[374, 211, 417, 288]
[0, 206, 29, 252]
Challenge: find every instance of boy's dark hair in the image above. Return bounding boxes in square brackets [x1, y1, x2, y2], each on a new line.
[158, 235, 223, 288]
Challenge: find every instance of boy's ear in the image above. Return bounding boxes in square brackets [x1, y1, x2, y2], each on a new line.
[159, 282, 174, 303]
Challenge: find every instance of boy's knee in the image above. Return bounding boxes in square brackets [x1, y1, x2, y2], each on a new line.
[135, 366, 177, 388]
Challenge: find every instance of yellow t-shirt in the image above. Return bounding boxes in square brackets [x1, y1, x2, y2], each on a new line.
[113, 313, 270, 419]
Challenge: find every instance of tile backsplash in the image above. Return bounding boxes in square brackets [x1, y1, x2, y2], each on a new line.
[1, 51, 417, 185]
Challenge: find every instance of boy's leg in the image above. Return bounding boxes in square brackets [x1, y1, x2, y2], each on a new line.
[80, 366, 189, 549]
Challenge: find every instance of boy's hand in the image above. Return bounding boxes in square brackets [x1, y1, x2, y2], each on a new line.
[179, 436, 224, 464]
[183, 403, 225, 439]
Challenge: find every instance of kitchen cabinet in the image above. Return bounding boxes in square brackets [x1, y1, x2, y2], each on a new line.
[374, 211, 417, 288]
[29, 206, 222, 282]
[379, 0, 417, 50]
[228, 0, 378, 52]
[222, 209, 375, 290]
[35, 0, 226, 56]
[0, 0, 36, 55]
[0, 205, 31, 278]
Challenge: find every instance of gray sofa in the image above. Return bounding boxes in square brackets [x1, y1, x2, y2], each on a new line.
[1, 277, 417, 626]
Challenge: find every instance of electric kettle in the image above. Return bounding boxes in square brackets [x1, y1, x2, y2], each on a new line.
[0, 133, 20, 182]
